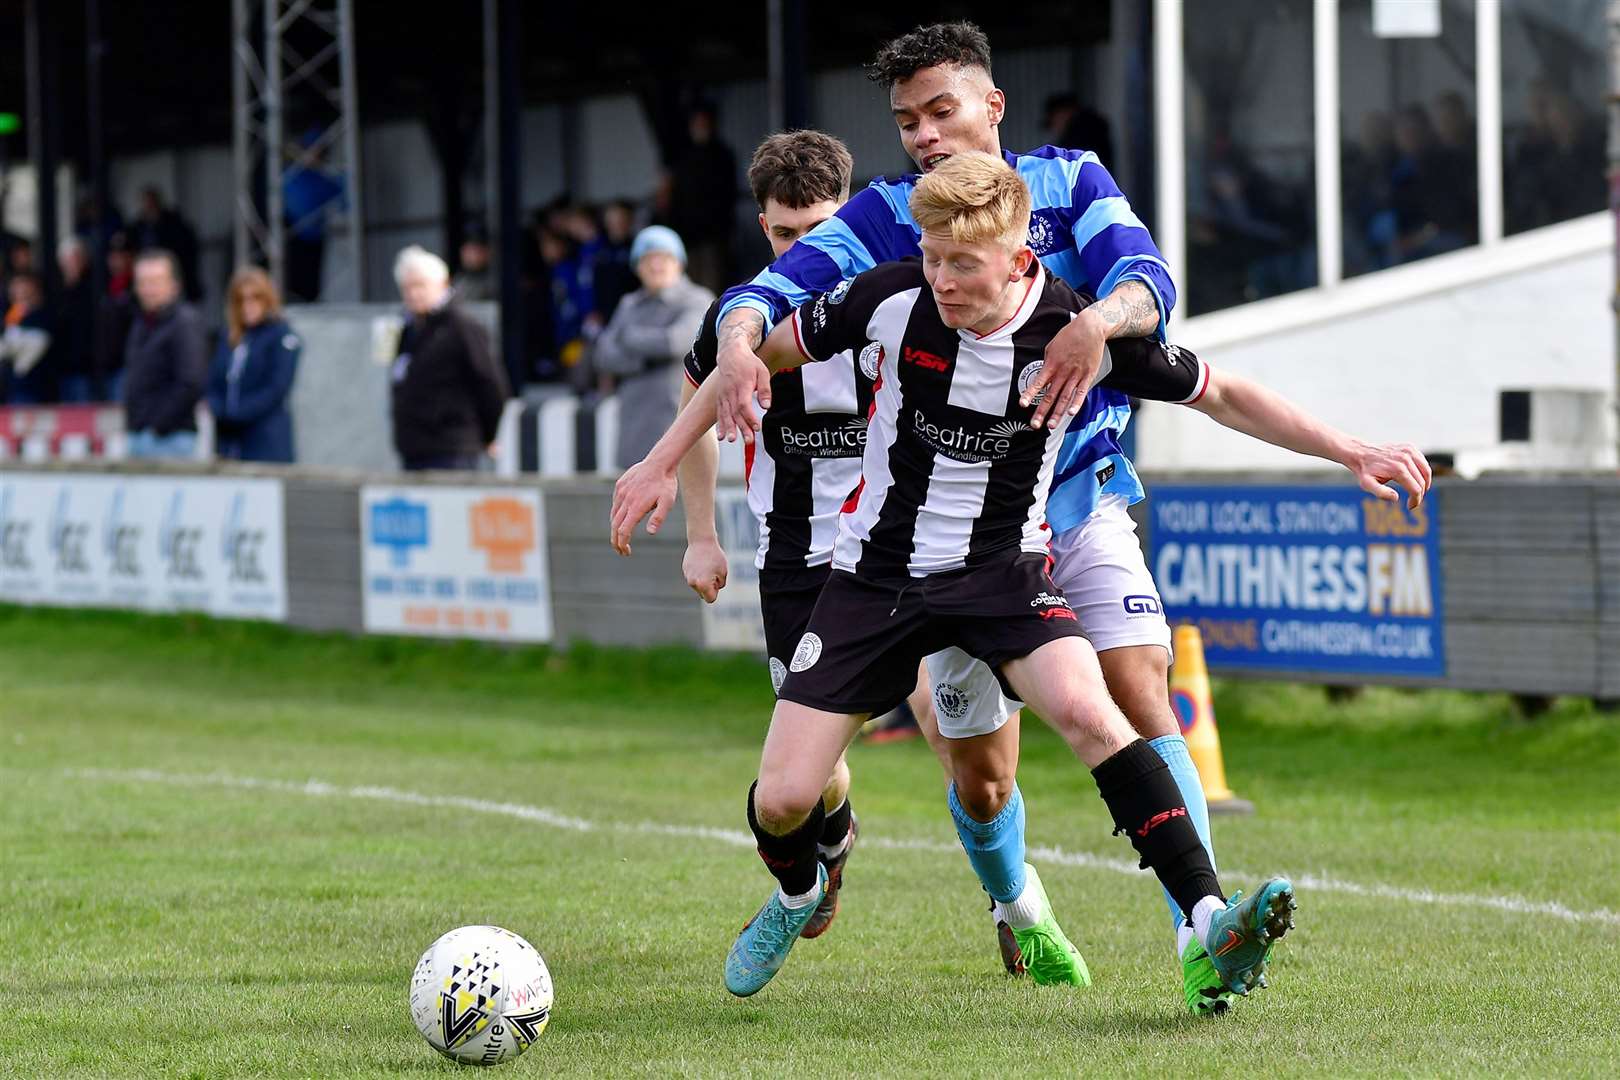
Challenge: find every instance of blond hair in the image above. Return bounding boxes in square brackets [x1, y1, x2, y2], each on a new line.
[908, 152, 1031, 249]
[224, 266, 283, 346]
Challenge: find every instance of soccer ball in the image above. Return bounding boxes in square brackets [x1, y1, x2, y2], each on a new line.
[409, 925, 553, 1066]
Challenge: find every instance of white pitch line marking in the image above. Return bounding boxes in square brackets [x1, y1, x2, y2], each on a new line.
[59, 767, 1620, 929]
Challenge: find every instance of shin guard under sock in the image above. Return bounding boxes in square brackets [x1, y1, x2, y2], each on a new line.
[746, 781, 826, 897]
[947, 782, 1028, 904]
[1092, 739, 1221, 919]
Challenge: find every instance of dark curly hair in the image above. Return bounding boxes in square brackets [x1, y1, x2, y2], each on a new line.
[748, 130, 854, 210]
[866, 21, 993, 88]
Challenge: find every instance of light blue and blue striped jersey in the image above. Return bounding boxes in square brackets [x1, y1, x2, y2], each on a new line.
[718, 146, 1177, 534]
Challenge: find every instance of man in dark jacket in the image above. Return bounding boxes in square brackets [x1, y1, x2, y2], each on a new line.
[389, 245, 510, 471]
[124, 249, 207, 459]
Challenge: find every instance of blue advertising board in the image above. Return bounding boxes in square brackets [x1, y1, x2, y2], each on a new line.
[1147, 485, 1445, 677]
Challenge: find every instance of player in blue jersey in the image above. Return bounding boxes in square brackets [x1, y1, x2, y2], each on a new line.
[614, 152, 1430, 1005]
[695, 21, 1426, 1013]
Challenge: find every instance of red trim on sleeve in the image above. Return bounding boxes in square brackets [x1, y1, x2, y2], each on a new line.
[842, 370, 882, 514]
[1186, 361, 1212, 404]
[790, 308, 814, 362]
[684, 368, 701, 389]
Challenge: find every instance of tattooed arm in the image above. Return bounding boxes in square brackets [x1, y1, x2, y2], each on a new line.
[1085, 279, 1162, 340]
[713, 307, 771, 443]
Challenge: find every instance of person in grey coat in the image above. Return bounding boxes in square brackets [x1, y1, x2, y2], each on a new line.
[592, 226, 714, 468]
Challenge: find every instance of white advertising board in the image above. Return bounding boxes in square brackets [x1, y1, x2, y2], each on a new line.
[360, 485, 553, 642]
[0, 473, 287, 620]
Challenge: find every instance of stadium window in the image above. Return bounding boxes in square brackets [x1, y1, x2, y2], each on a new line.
[1500, 0, 1608, 236]
[1339, 0, 1480, 279]
[1181, 0, 1318, 315]
[1499, 389, 1531, 442]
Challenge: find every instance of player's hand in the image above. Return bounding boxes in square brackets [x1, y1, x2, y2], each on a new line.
[1026, 309, 1107, 429]
[715, 334, 771, 445]
[1348, 441, 1432, 509]
[610, 459, 678, 556]
[682, 537, 729, 603]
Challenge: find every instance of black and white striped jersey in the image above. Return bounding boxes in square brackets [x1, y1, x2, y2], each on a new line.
[790, 259, 1206, 581]
[685, 300, 876, 572]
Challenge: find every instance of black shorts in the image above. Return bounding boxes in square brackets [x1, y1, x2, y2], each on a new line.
[776, 551, 1085, 717]
[759, 564, 834, 695]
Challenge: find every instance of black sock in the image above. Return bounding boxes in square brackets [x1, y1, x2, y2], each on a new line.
[818, 797, 852, 851]
[1092, 739, 1221, 919]
[746, 781, 826, 896]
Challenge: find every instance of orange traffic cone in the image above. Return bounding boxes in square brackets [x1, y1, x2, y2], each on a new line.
[1168, 624, 1254, 815]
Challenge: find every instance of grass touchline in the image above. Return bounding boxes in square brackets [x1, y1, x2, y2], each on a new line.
[57, 765, 1620, 930]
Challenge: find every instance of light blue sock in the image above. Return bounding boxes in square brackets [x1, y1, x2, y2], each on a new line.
[1149, 733, 1216, 929]
[947, 782, 1028, 904]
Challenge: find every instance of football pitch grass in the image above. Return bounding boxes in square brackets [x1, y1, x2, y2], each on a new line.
[2, 606, 1617, 1078]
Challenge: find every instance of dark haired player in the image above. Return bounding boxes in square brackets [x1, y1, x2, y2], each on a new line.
[699, 20, 1425, 1014]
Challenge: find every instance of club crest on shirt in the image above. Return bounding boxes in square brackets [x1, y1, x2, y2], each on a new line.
[1016, 360, 1047, 406]
[828, 278, 853, 305]
[1027, 213, 1054, 255]
[858, 341, 883, 380]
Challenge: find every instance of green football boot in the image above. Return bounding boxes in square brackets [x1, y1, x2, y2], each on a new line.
[1180, 934, 1235, 1016]
[1004, 865, 1092, 987]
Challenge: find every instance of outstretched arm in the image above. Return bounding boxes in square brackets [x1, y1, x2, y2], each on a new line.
[676, 377, 726, 602]
[611, 319, 803, 554]
[1192, 369, 1433, 508]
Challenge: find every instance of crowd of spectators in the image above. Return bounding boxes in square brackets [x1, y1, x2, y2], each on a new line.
[513, 104, 738, 389]
[0, 186, 203, 409]
[0, 186, 305, 465]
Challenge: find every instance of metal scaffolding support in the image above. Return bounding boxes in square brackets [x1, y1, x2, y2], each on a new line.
[231, 0, 366, 301]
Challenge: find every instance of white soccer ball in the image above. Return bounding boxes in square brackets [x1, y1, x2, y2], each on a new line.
[408, 925, 553, 1066]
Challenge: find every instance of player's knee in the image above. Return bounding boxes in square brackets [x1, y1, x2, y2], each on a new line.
[953, 770, 1014, 821]
[753, 774, 823, 831]
[1048, 689, 1129, 757]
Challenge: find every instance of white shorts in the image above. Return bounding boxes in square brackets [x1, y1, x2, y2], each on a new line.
[924, 495, 1171, 739]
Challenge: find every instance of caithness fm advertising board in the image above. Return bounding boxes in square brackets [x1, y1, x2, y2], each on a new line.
[1147, 485, 1444, 677]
